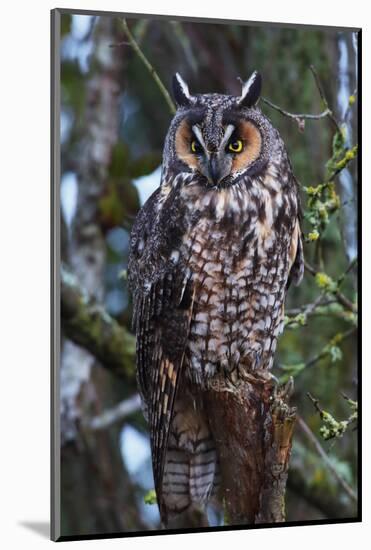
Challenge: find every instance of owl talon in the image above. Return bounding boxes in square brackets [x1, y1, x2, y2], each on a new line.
[267, 373, 280, 399]
[225, 367, 239, 389]
[267, 374, 294, 403]
[269, 376, 295, 413]
[280, 376, 294, 400]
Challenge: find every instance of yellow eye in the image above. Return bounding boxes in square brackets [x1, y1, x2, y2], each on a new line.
[228, 139, 243, 153]
[191, 140, 202, 154]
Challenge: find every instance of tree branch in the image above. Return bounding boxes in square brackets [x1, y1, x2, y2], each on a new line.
[307, 392, 358, 442]
[284, 292, 325, 328]
[309, 64, 341, 133]
[87, 394, 142, 430]
[122, 19, 176, 115]
[261, 65, 341, 133]
[286, 299, 336, 316]
[304, 260, 357, 314]
[297, 415, 357, 503]
[285, 303, 356, 325]
[261, 97, 330, 131]
[61, 266, 136, 380]
[304, 328, 356, 369]
[288, 466, 356, 519]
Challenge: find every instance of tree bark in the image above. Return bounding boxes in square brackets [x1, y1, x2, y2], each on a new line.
[61, 266, 135, 380]
[205, 372, 296, 525]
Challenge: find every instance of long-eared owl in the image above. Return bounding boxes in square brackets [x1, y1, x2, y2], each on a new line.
[128, 71, 304, 526]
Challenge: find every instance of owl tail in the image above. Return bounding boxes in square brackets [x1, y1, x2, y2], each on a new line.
[159, 392, 220, 527]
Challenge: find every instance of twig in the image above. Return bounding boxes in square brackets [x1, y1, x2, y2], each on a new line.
[301, 292, 325, 319]
[333, 290, 357, 314]
[122, 19, 176, 115]
[285, 301, 354, 324]
[304, 328, 356, 369]
[338, 257, 358, 286]
[87, 394, 142, 430]
[261, 65, 341, 134]
[109, 40, 132, 47]
[304, 260, 357, 314]
[279, 328, 355, 377]
[309, 65, 341, 133]
[306, 392, 322, 414]
[261, 97, 330, 130]
[325, 146, 358, 184]
[304, 260, 317, 276]
[286, 298, 336, 316]
[297, 415, 357, 503]
[307, 392, 358, 440]
[285, 293, 326, 328]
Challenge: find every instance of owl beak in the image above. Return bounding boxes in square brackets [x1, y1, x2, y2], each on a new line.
[207, 154, 222, 185]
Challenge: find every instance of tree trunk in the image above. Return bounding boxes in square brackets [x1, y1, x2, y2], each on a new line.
[327, 31, 358, 265]
[59, 16, 142, 537]
[205, 372, 296, 525]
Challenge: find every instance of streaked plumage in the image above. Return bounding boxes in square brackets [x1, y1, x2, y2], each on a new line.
[128, 72, 303, 525]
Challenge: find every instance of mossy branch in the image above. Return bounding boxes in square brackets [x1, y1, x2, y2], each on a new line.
[307, 392, 358, 443]
[61, 266, 136, 380]
[305, 261, 357, 314]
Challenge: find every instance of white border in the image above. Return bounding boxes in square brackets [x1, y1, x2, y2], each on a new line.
[1, 0, 368, 547]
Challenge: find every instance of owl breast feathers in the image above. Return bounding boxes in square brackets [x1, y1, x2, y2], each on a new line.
[128, 71, 304, 525]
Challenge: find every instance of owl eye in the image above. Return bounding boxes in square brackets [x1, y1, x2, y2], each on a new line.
[228, 139, 243, 153]
[191, 140, 203, 154]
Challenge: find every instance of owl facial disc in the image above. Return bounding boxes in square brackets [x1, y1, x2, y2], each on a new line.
[170, 71, 267, 187]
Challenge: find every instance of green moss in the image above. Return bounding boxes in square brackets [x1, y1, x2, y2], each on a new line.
[308, 230, 320, 241]
[144, 489, 157, 505]
[348, 94, 356, 105]
[315, 272, 337, 293]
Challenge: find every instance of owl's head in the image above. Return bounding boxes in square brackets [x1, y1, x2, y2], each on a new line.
[163, 72, 278, 189]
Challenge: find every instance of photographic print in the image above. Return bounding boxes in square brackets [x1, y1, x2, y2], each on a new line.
[51, 8, 360, 541]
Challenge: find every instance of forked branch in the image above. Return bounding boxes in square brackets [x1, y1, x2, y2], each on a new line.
[261, 64, 341, 133]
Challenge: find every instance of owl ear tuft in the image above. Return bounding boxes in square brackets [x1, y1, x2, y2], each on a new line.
[172, 73, 194, 107]
[238, 71, 262, 108]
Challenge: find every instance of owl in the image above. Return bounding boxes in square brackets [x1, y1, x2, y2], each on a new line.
[128, 71, 304, 527]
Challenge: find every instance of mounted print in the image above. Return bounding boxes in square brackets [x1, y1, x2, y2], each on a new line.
[51, 8, 361, 542]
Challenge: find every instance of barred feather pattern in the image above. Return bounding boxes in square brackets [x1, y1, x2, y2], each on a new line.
[161, 390, 220, 521]
[178, 168, 302, 386]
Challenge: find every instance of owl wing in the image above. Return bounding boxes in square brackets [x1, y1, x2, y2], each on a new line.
[287, 218, 304, 288]
[287, 176, 304, 288]
[128, 186, 195, 514]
